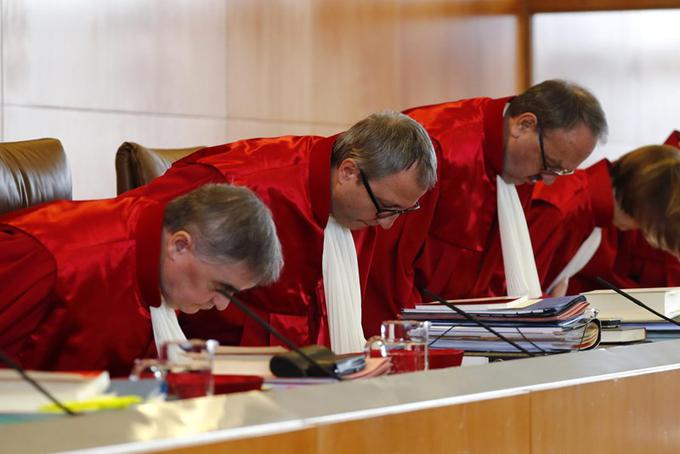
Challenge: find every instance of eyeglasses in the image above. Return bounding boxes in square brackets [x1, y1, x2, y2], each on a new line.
[359, 169, 420, 219]
[538, 126, 575, 176]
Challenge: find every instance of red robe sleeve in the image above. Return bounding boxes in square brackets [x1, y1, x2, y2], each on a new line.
[0, 226, 57, 361]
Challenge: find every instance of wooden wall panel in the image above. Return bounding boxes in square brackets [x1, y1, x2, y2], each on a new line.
[1, 0, 520, 198]
[225, 0, 519, 126]
[225, 0, 313, 123]
[309, 0, 401, 124]
[3, 0, 228, 116]
[163, 428, 317, 454]
[531, 369, 680, 453]
[316, 395, 531, 453]
[397, 11, 518, 107]
[224, 119, 336, 142]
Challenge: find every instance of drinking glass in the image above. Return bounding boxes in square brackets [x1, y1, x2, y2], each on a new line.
[365, 320, 429, 373]
[130, 339, 219, 399]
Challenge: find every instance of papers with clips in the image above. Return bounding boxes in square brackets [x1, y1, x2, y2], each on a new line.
[403, 295, 601, 355]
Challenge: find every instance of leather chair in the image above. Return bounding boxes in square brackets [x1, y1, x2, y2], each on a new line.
[115, 142, 204, 195]
[0, 138, 72, 214]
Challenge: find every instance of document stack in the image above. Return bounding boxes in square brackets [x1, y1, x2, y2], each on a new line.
[582, 287, 680, 342]
[402, 295, 601, 356]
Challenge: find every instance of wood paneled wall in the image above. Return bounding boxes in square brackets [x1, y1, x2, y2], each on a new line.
[0, 0, 518, 199]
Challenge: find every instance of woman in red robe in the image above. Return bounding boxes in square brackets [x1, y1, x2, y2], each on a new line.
[529, 142, 680, 296]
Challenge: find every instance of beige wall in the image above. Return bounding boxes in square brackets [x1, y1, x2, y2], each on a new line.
[1, 0, 518, 199]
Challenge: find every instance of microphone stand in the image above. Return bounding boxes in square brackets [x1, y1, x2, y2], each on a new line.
[0, 349, 77, 415]
[217, 286, 342, 381]
[595, 277, 680, 327]
[420, 288, 537, 357]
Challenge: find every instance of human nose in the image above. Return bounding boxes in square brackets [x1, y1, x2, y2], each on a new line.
[213, 294, 231, 311]
[377, 215, 398, 229]
[541, 174, 558, 185]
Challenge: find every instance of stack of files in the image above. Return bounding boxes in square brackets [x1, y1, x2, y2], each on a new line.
[402, 295, 601, 355]
[581, 287, 680, 343]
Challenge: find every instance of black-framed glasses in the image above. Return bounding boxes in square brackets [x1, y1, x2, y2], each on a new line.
[538, 126, 575, 176]
[359, 169, 420, 219]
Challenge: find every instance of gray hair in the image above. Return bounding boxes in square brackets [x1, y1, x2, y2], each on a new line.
[507, 79, 608, 142]
[331, 111, 437, 190]
[164, 184, 283, 285]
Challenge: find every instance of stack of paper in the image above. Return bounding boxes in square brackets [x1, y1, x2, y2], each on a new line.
[213, 345, 287, 377]
[403, 295, 600, 355]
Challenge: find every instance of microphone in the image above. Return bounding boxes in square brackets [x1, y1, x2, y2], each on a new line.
[0, 349, 78, 415]
[595, 277, 680, 327]
[420, 288, 538, 357]
[217, 285, 342, 380]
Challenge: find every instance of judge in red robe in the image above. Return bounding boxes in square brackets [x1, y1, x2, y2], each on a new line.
[529, 142, 680, 296]
[362, 80, 607, 332]
[124, 112, 437, 352]
[0, 185, 282, 376]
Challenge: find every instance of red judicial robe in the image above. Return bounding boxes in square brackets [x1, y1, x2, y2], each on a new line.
[528, 159, 680, 294]
[135, 135, 378, 348]
[0, 197, 164, 376]
[362, 97, 533, 334]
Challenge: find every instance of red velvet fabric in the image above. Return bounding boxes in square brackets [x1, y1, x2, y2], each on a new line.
[569, 228, 680, 293]
[0, 197, 164, 376]
[528, 158, 680, 293]
[529, 159, 614, 289]
[362, 97, 534, 336]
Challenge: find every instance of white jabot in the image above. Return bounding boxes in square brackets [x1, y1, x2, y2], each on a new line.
[497, 176, 543, 298]
[546, 227, 602, 294]
[150, 297, 187, 354]
[322, 216, 366, 354]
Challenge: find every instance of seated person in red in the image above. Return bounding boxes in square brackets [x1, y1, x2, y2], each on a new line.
[0, 184, 283, 376]
[529, 143, 680, 296]
[124, 112, 438, 353]
[362, 80, 607, 331]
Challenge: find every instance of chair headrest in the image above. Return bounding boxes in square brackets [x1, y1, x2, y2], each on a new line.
[0, 138, 72, 214]
[115, 142, 204, 195]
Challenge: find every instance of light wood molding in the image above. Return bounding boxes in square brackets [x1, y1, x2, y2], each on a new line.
[527, 0, 680, 12]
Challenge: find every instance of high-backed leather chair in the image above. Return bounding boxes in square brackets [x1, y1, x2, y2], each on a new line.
[115, 142, 204, 195]
[0, 138, 72, 214]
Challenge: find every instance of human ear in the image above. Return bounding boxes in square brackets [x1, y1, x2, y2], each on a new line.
[337, 158, 360, 184]
[167, 230, 193, 258]
[517, 112, 538, 132]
